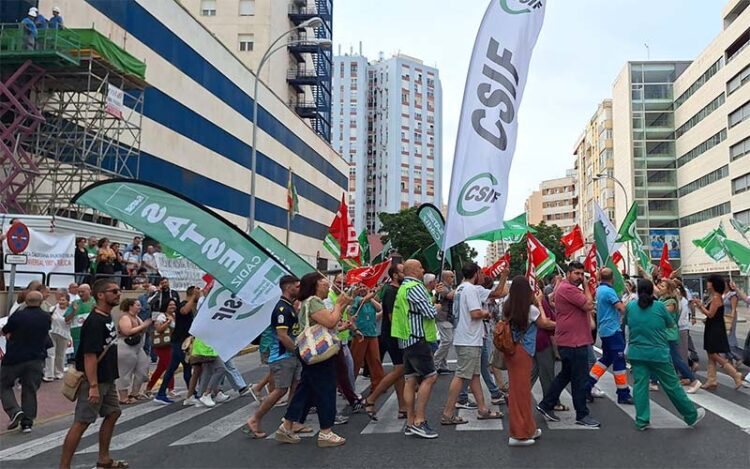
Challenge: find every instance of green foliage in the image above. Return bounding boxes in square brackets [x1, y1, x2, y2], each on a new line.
[377, 207, 477, 273]
[507, 221, 568, 276]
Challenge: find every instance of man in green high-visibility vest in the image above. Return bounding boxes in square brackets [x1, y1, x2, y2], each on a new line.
[391, 259, 439, 439]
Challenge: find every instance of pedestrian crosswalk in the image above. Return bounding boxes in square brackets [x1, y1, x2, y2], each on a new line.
[1, 372, 748, 463]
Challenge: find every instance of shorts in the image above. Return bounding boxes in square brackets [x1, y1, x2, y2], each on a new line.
[380, 335, 403, 365]
[269, 356, 302, 389]
[75, 381, 120, 424]
[455, 345, 482, 380]
[491, 347, 506, 370]
[260, 350, 270, 365]
[403, 340, 436, 379]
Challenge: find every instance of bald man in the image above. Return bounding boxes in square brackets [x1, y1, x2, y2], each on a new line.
[392, 259, 440, 439]
[585, 268, 632, 404]
[1, 291, 52, 432]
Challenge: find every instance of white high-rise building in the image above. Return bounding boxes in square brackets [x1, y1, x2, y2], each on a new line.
[333, 52, 442, 233]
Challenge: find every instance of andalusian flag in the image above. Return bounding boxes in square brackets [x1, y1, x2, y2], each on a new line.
[714, 224, 750, 275]
[692, 228, 727, 261]
[730, 217, 750, 243]
[616, 202, 638, 243]
[526, 232, 556, 278]
[373, 239, 392, 264]
[287, 169, 299, 220]
[358, 229, 371, 265]
[469, 212, 535, 244]
[594, 202, 625, 294]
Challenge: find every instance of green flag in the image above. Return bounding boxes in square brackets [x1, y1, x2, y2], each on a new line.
[323, 233, 359, 271]
[358, 230, 371, 265]
[422, 243, 442, 273]
[616, 202, 639, 243]
[251, 226, 315, 277]
[72, 179, 289, 306]
[692, 229, 727, 262]
[468, 212, 536, 243]
[416, 203, 452, 267]
[730, 217, 750, 243]
[373, 239, 392, 264]
[160, 244, 183, 259]
[715, 226, 750, 275]
[594, 203, 625, 294]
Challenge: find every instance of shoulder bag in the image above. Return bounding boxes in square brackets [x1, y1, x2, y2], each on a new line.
[61, 340, 116, 402]
[295, 298, 340, 365]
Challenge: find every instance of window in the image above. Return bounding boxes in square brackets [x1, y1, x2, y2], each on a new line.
[726, 27, 750, 62]
[678, 165, 728, 197]
[675, 93, 725, 138]
[674, 58, 723, 108]
[727, 64, 750, 95]
[733, 172, 750, 194]
[680, 202, 731, 227]
[677, 129, 727, 167]
[729, 100, 750, 127]
[239, 0, 255, 16]
[730, 135, 750, 161]
[238, 34, 254, 51]
[736, 208, 750, 225]
[200, 0, 216, 16]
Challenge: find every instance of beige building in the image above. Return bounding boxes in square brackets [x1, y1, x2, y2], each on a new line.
[484, 240, 505, 267]
[526, 173, 578, 234]
[612, 0, 750, 282]
[574, 100, 616, 243]
[179, 0, 333, 141]
[525, 190, 543, 225]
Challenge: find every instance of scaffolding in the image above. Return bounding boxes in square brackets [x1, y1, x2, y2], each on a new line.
[0, 25, 146, 219]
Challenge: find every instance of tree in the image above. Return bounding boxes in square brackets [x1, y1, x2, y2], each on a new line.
[377, 207, 477, 273]
[507, 221, 568, 277]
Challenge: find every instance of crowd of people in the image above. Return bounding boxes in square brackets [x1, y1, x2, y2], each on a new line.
[1, 255, 749, 466]
[74, 235, 161, 290]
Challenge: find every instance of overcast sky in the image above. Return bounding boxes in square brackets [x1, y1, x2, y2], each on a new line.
[334, 0, 723, 260]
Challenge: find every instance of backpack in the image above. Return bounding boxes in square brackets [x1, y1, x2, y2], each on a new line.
[492, 319, 515, 355]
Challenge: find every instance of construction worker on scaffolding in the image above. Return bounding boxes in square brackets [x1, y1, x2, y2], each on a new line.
[21, 8, 38, 50]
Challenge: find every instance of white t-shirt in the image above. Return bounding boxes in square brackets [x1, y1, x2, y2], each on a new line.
[453, 283, 491, 347]
[677, 297, 690, 330]
[142, 253, 157, 272]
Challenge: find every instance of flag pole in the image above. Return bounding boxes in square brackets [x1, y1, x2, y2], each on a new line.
[286, 166, 292, 246]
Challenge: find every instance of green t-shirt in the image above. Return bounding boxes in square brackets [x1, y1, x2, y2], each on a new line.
[624, 300, 675, 363]
[300, 296, 326, 329]
[67, 297, 96, 351]
[660, 297, 680, 342]
[353, 296, 378, 337]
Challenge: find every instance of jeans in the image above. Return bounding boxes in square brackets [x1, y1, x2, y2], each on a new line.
[540, 345, 590, 420]
[668, 341, 695, 381]
[459, 334, 500, 401]
[586, 332, 631, 400]
[0, 360, 43, 427]
[222, 358, 247, 391]
[157, 340, 192, 397]
[433, 321, 453, 370]
[285, 356, 337, 429]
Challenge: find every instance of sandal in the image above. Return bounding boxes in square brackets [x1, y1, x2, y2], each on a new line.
[364, 400, 378, 421]
[477, 410, 504, 420]
[397, 410, 407, 420]
[96, 460, 129, 468]
[241, 424, 268, 439]
[440, 414, 468, 425]
[317, 431, 346, 448]
[553, 404, 570, 412]
[292, 423, 313, 434]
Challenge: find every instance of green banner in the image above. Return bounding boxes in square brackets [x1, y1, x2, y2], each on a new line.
[417, 203, 452, 267]
[73, 179, 289, 305]
[250, 226, 315, 278]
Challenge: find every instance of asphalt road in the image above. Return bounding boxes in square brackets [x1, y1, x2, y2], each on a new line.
[1, 325, 748, 469]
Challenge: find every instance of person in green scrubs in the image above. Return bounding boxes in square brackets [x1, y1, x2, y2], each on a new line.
[623, 279, 705, 430]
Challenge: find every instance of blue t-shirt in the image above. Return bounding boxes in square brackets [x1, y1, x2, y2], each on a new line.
[353, 296, 378, 337]
[21, 18, 37, 37]
[596, 283, 622, 338]
[268, 298, 300, 363]
[49, 15, 64, 30]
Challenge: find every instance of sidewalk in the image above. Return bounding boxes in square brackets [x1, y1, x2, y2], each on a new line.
[0, 346, 259, 433]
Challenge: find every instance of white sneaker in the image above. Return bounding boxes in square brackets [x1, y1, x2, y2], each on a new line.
[199, 394, 216, 408]
[183, 396, 199, 406]
[689, 408, 706, 428]
[686, 380, 702, 394]
[649, 383, 659, 392]
[214, 391, 230, 403]
[508, 437, 535, 447]
[532, 428, 542, 439]
[591, 385, 606, 398]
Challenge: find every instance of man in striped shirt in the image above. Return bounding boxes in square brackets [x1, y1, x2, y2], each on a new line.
[392, 259, 439, 439]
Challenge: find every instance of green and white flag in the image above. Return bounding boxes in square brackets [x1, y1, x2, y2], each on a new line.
[594, 202, 625, 294]
[73, 179, 291, 360]
[324, 234, 359, 271]
[358, 229, 371, 265]
[692, 229, 727, 262]
[730, 217, 750, 243]
[468, 212, 536, 244]
[417, 203, 452, 267]
[373, 239, 392, 264]
[715, 224, 750, 275]
[251, 226, 315, 277]
[616, 202, 639, 243]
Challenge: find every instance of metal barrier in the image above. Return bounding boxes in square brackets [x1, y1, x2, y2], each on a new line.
[0, 269, 47, 287]
[47, 271, 139, 288]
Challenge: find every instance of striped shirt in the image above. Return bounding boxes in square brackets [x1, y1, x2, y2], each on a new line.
[399, 277, 438, 349]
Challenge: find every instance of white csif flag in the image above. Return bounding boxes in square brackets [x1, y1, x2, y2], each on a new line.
[443, 0, 546, 250]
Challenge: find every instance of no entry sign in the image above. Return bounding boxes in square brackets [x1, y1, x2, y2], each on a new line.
[7, 222, 30, 254]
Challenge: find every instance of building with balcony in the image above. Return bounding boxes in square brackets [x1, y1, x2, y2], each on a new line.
[524, 173, 578, 235]
[574, 99, 616, 243]
[180, 0, 333, 141]
[332, 52, 442, 233]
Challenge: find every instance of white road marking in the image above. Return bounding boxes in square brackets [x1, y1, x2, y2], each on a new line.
[687, 389, 750, 432]
[596, 371, 686, 428]
[531, 382, 596, 430]
[361, 389, 403, 434]
[456, 381, 504, 431]
[696, 371, 750, 397]
[171, 403, 258, 446]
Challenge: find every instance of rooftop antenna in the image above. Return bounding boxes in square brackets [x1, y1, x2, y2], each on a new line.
[644, 43, 650, 60]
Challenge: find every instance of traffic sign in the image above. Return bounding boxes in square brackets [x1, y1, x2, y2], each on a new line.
[4, 254, 27, 265]
[7, 222, 30, 254]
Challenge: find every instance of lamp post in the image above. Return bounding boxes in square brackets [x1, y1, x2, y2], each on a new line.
[246, 17, 330, 233]
[594, 173, 632, 272]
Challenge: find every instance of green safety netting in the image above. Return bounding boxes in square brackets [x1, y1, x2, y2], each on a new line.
[64, 28, 146, 79]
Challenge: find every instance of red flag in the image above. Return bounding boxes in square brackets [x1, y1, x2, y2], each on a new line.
[484, 252, 510, 278]
[612, 251, 623, 265]
[345, 259, 391, 288]
[584, 243, 598, 277]
[659, 243, 672, 278]
[201, 273, 215, 291]
[561, 224, 585, 257]
[328, 194, 360, 263]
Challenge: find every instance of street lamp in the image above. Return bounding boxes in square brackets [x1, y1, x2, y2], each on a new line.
[593, 173, 632, 271]
[246, 17, 330, 233]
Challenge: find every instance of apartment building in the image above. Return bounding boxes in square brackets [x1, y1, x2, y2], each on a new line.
[526, 173, 578, 234]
